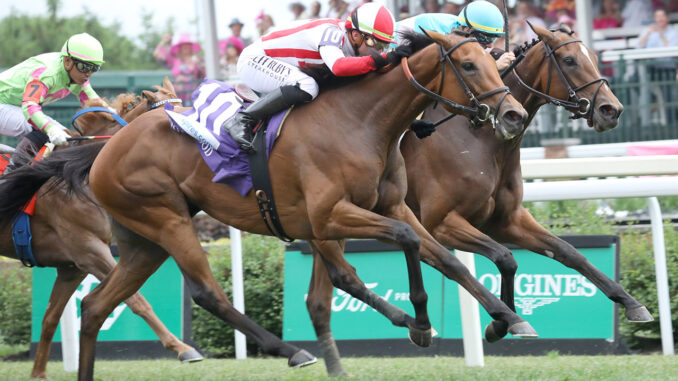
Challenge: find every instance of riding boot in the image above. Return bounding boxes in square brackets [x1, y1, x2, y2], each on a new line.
[4, 130, 48, 173]
[223, 85, 312, 152]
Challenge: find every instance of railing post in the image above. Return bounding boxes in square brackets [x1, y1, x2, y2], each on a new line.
[455, 250, 484, 367]
[229, 226, 247, 359]
[646, 197, 675, 355]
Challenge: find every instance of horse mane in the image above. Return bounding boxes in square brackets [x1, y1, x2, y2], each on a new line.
[302, 30, 437, 89]
[513, 38, 541, 58]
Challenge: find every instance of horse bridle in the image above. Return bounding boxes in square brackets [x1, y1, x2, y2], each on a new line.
[70, 98, 182, 134]
[402, 36, 511, 129]
[512, 35, 608, 124]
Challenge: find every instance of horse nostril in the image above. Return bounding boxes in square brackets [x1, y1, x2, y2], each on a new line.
[503, 110, 524, 125]
[599, 104, 618, 119]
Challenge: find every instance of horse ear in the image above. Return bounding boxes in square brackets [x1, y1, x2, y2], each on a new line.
[421, 28, 446, 45]
[163, 76, 176, 94]
[527, 20, 555, 45]
[142, 90, 154, 102]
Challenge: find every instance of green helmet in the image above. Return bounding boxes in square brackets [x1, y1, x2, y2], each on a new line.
[60, 33, 105, 64]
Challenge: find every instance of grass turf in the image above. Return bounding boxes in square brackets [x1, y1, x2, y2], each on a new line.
[1, 354, 677, 380]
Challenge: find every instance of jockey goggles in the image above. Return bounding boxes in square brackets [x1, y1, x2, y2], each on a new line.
[71, 57, 101, 73]
[362, 33, 389, 52]
[471, 30, 498, 46]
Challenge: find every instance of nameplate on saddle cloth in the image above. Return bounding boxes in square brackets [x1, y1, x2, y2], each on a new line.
[165, 79, 290, 197]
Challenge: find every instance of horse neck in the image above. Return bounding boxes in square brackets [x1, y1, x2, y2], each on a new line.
[354, 44, 443, 146]
[122, 99, 149, 123]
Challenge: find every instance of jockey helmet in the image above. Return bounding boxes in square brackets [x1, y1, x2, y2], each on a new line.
[345, 3, 396, 44]
[458, 1, 505, 45]
[60, 33, 105, 65]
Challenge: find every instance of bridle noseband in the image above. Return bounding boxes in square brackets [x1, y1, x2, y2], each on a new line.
[512, 35, 608, 124]
[402, 37, 511, 129]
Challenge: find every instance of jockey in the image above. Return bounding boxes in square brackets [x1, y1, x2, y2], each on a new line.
[223, 2, 396, 152]
[0, 33, 106, 158]
[394, 0, 515, 71]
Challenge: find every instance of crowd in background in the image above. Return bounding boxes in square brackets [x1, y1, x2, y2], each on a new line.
[152, 0, 678, 102]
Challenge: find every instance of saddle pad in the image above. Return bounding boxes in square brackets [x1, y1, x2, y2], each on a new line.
[166, 79, 290, 196]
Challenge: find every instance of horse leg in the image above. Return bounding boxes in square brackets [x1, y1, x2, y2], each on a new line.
[311, 200, 432, 347]
[78, 223, 169, 381]
[306, 240, 347, 376]
[396, 205, 538, 342]
[71, 239, 202, 363]
[109, 214, 316, 368]
[31, 266, 87, 379]
[497, 207, 652, 322]
[430, 211, 519, 340]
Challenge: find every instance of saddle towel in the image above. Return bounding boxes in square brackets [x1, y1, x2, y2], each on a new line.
[166, 79, 290, 196]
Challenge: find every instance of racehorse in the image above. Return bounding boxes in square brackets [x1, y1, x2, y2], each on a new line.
[0, 31, 531, 381]
[0, 79, 202, 379]
[304, 24, 652, 376]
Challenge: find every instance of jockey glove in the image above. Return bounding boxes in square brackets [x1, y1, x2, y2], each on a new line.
[410, 119, 436, 139]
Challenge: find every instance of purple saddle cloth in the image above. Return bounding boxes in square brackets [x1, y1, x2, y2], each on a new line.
[166, 79, 288, 196]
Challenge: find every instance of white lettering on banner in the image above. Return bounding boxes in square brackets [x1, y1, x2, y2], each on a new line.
[72, 274, 127, 331]
[326, 282, 404, 313]
[478, 273, 598, 315]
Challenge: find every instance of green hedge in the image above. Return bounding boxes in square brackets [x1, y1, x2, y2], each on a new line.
[0, 262, 31, 346]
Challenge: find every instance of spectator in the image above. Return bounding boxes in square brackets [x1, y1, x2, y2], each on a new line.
[509, 1, 547, 48]
[593, 0, 622, 30]
[290, 2, 306, 20]
[308, 1, 322, 18]
[154, 33, 205, 103]
[228, 18, 250, 48]
[219, 37, 244, 79]
[423, 0, 441, 14]
[545, 0, 575, 25]
[255, 11, 275, 37]
[325, 0, 350, 19]
[621, 0, 653, 28]
[553, 14, 576, 33]
[442, 0, 466, 15]
[637, 8, 678, 124]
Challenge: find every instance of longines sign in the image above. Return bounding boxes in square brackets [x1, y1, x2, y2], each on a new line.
[283, 236, 617, 342]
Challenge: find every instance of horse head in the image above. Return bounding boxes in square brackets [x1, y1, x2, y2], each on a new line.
[425, 30, 528, 140]
[523, 23, 623, 132]
[73, 77, 180, 139]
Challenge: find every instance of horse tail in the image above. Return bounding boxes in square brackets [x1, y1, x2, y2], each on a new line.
[0, 142, 106, 228]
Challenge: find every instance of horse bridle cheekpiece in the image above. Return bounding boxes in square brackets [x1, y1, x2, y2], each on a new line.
[402, 33, 510, 129]
[512, 31, 608, 124]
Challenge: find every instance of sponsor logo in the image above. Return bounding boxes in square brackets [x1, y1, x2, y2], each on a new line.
[73, 274, 127, 331]
[313, 273, 598, 315]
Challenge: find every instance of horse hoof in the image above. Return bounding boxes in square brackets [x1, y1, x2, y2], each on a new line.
[288, 349, 318, 368]
[508, 321, 538, 338]
[408, 325, 434, 348]
[626, 306, 654, 322]
[178, 348, 204, 363]
[484, 320, 508, 343]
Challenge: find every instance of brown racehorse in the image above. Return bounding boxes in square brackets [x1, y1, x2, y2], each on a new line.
[0, 31, 532, 380]
[304, 25, 652, 376]
[0, 79, 202, 379]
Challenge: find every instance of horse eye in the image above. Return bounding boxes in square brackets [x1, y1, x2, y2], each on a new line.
[563, 56, 576, 66]
[461, 62, 475, 71]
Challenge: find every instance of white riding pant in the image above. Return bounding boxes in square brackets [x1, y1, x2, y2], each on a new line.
[237, 42, 320, 99]
[0, 103, 33, 138]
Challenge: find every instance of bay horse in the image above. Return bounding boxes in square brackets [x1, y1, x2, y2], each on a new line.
[0, 31, 533, 380]
[304, 24, 652, 376]
[0, 79, 202, 379]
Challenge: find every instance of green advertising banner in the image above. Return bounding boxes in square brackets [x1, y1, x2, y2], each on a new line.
[32, 257, 185, 343]
[283, 237, 617, 342]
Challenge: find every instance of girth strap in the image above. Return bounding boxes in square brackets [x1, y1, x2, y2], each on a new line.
[247, 123, 294, 242]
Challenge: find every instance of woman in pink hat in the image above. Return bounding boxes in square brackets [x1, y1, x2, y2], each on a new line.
[154, 33, 205, 103]
[218, 37, 244, 79]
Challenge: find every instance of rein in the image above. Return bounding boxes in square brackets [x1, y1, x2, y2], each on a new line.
[402, 37, 510, 129]
[511, 36, 608, 124]
[71, 106, 128, 134]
